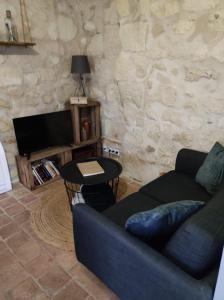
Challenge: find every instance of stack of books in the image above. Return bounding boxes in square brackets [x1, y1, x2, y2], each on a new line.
[32, 159, 59, 186]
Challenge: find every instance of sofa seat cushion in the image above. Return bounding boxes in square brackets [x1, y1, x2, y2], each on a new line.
[103, 192, 160, 227]
[164, 188, 224, 278]
[140, 171, 211, 204]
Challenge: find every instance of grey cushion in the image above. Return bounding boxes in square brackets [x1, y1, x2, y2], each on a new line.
[140, 171, 211, 204]
[196, 142, 224, 195]
[164, 188, 224, 278]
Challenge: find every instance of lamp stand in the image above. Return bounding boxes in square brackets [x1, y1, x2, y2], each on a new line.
[75, 74, 88, 97]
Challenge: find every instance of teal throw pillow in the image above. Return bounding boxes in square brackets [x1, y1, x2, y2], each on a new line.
[125, 200, 204, 242]
[195, 142, 224, 195]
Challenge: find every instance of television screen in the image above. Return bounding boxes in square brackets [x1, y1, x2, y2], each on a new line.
[13, 110, 74, 156]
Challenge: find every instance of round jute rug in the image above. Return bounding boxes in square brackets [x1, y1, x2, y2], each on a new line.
[31, 184, 74, 251]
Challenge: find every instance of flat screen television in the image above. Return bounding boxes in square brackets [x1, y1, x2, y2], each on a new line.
[13, 110, 74, 156]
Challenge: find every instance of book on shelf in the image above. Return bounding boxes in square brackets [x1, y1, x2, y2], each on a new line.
[44, 163, 55, 177]
[32, 159, 60, 185]
[33, 175, 40, 186]
[48, 161, 60, 175]
[32, 168, 44, 185]
[36, 165, 49, 182]
[77, 160, 104, 177]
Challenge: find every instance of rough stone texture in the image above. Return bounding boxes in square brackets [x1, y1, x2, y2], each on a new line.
[2, 0, 224, 185]
[0, 0, 80, 182]
[78, 0, 224, 183]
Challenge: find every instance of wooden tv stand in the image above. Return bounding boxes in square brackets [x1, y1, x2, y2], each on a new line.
[16, 138, 101, 190]
[16, 100, 102, 190]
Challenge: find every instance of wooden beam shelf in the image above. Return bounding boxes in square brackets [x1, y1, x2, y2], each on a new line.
[0, 41, 36, 47]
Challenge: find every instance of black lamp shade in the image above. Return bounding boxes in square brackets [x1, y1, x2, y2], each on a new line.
[71, 55, 90, 74]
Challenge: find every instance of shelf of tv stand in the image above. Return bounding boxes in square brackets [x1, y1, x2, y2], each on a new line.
[27, 145, 73, 163]
[16, 138, 102, 190]
[33, 175, 61, 190]
[27, 138, 101, 162]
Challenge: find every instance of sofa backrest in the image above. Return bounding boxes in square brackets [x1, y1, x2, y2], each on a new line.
[164, 187, 224, 279]
[175, 149, 207, 177]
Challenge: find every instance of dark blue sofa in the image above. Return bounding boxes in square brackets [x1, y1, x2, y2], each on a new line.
[73, 149, 224, 300]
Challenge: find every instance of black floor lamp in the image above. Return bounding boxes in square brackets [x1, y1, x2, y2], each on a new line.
[71, 55, 91, 97]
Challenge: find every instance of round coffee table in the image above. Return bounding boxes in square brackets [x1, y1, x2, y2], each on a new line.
[60, 157, 122, 212]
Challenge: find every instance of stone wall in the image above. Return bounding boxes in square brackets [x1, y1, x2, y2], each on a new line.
[0, 0, 80, 182]
[78, 0, 224, 183]
[2, 0, 224, 185]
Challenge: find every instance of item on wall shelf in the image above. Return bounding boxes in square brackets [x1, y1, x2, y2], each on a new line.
[81, 118, 91, 141]
[70, 97, 88, 105]
[71, 55, 91, 97]
[5, 10, 18, 42]
[69, 100, 100, 146]
[0, 0, 35, 47]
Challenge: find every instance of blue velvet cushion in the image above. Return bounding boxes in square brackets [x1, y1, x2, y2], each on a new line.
[195, 142, 224, 195]
[125, 200, 204, 242]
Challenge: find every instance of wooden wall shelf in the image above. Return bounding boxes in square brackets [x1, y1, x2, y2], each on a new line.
[0, 41, 36, 47]
[69, 100, 101, 146]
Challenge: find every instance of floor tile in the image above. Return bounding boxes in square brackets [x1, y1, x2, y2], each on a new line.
[38, 265, 71, 296]
[6, 277, 45, 300]
[9, 189, 31, 200]
[70, 264, 119, 300]
[0, 250, 17, 270]
[55, 251, 77, 272]
[19, 194, 37, 205]
[0, 222, 20, 240]
[21, 220, 36, 236]
[53, 281, 88, 300]
[13, 210, 30, 226]
[26, 199, 41, 211]
[12, 240, 41, 265]
[5, 203, 26, 217]
[6, 230, 30, 251]
[0, 241, 7, 253]
[0, 193, 9, 200]
[0, 262, 29, 293]
[39, 240, 67, 258]
[25, 253, 54, 279]
[35, 294, 51, 300]
[86, 296, 95, 300]
[0, 198, 18, 209]
[0, 215, 11, 228]
[11, 182, 24, 190]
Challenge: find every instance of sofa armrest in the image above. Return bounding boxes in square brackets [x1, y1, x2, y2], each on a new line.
[73, 204, 213, 300]
[175, 148, 207, 177]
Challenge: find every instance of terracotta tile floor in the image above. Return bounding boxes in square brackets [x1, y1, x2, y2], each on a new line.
[0, 178, 140, 300]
